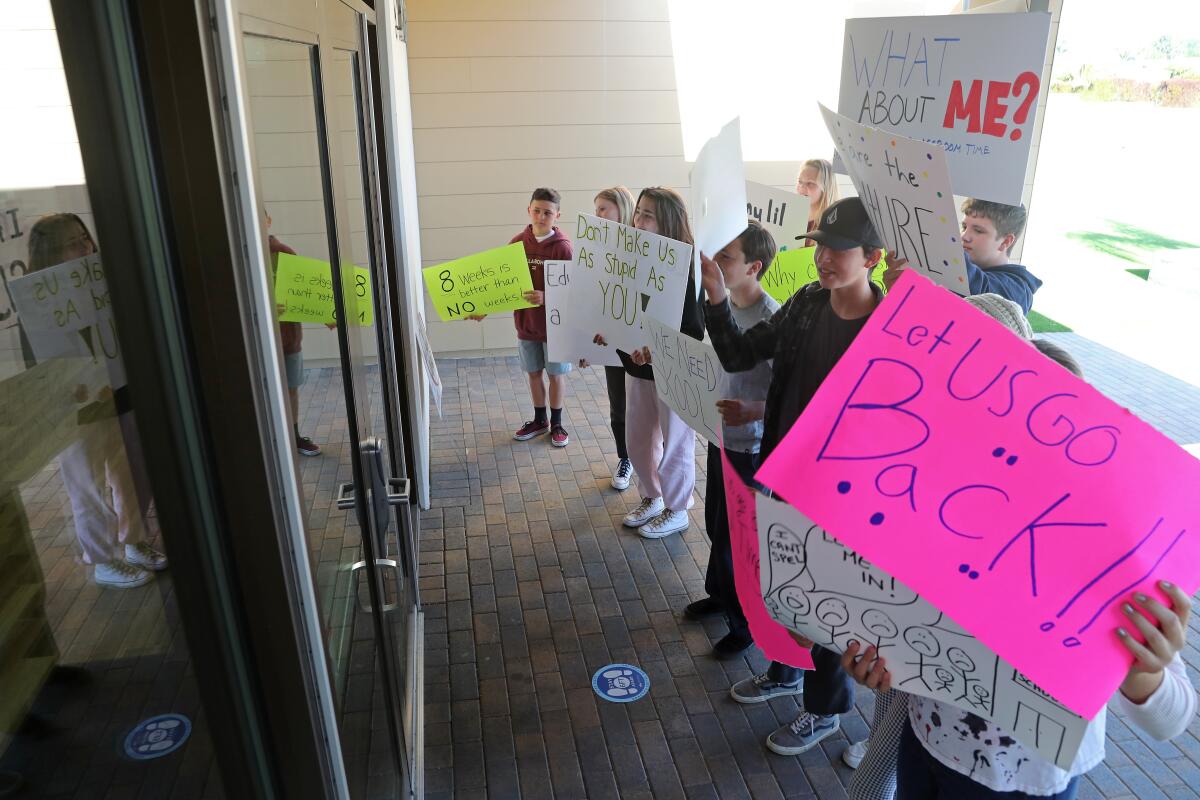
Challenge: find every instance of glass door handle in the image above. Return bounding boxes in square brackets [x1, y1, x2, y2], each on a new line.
[349, 558, 400, 613]
[335, 477, 409, 509]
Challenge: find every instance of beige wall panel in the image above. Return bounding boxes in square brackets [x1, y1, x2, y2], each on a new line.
[248, 96, 316, 133]
[413, 123, 682, 163]
[410, 89, 679, 129]
[416, 156, 690, 197]
[407, 55, 677, 95]
[407, 21, 673, 59]
[407, 0, 669, 23]
[243, 60, 311, 96]
[254, 132, 320, 167]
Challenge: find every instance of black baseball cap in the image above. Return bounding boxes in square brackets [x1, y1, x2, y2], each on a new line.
[802, 197, 883, 250]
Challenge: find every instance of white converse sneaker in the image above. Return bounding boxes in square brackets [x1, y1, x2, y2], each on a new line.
[638, 508, 688, 539]
[611, 458, 633, 491]
[94, 560, 153, 589]
[125, 542, 169, 571]
[622, 496, 664, 528]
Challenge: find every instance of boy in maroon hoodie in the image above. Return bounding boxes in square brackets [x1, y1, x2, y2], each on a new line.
[476, 188, 575, 445]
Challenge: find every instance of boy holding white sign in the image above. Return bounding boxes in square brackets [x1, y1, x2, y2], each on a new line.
[684, 220, 780, 659]
[701, 197, 884, 756]
[883, 198, 1042, 314]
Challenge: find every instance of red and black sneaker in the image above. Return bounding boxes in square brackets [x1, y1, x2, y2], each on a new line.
[550, 425, 569, 447]
[296, 435, 321, 456]
[513, 419, 550, 441]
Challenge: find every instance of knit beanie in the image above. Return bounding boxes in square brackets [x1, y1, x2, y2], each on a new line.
[964, 293, 1033, 340]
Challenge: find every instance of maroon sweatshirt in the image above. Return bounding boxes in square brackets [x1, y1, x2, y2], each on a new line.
[510, 224, 572, 342]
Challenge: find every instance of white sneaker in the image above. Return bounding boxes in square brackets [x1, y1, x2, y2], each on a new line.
[623, 496, 664, 528]
[638, 508, 688, 539]
[94, 560, 153, 589]
[842, 738, 869, 769]
[125, 542, 169, 571]
[611, 458, 633, 491]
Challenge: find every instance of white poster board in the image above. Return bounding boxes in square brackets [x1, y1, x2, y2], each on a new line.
[745, 181, 810, 256]
[9, 252, 126, 389]
[690, 117, 749, 262]
[414, 312, 442, 418]
[567, 213, 693, 354]
[838, 13, 1052, 205]
[820, 104, 968, 295]
[544, 260, 621, 368]
[757, 493, 1088, 770]
[644, 314, 725, 444]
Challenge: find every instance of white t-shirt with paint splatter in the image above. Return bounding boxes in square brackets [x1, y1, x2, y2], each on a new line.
[907, 654, 1195, 796]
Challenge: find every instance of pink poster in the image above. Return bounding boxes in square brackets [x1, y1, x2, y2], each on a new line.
[722, 448, 816, 671]
[756, 271, 1200, 719]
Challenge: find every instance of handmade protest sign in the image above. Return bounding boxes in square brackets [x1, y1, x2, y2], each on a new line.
[275, 253, 373, 326]
[746, 181, 809, 257]
[9, 253, 126, 389]
[724, 454, 815, 671]
[820, 104, 967, 295]
[414, 312, 442, 418]
[544, 260, 620, 368]
[567, 214, 693, 354]
[762, 247, 887, 305]
[758, 493, 1086, 767]
[423, 242, 535, 322]
[0, 358, 91, 486]
[839, 13, 1051, 205]
[691, 118, 748, 264]
[756, 271, 1200, 719]
[644, 313, 724, 443]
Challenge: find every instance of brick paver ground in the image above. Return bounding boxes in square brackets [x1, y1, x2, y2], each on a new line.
[419, 333, 1200, 800]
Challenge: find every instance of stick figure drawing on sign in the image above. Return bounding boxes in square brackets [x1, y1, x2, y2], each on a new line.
[900, 627, 941, 691]
[814, 597, 850, 647]
[860, 608, 900, 655]
[932, 666, 955, 694]
[948, 646, 981, 706]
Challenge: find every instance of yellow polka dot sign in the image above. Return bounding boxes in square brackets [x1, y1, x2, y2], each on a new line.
[422, 242, 536, 321]
[819, 103, 968, 295]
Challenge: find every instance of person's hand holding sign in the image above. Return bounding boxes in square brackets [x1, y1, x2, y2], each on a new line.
[1117, 581, 1191, 704]
[592, 334, 608, 347]
[522, 289, 544, 306]
[699, 252, 728, 305]
[841, 641, 893, 692]
[630, 347, 652, 366]
[465, 314, 487, 321]
[882, 257, 909, 292]
[716, 399, 765, 427]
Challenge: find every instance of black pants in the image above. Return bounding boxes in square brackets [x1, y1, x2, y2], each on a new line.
[703, 443, 756, 635]
[767, 646, 854, 715]
[604, 365, 627, 460]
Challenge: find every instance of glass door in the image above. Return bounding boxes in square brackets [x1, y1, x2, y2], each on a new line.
[228, 0, 419, 795]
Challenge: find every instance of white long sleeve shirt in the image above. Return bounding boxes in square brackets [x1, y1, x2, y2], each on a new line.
[908, 654, 1197, 795]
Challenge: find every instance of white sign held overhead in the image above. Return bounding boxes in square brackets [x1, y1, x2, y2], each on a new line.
[838, 13, 1051, 205]
[567, 213, 693, 354]
[544, 260, 621, 368]
[756, 493, 1089, 770]
[691, 117, 749, 261]
[745, 181, 810, 256]
[819, 104, 968, 295]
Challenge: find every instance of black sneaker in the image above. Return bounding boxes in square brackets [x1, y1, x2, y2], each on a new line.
[684, 596, 724, 621]
[713, 629, 754, 660]
[296, 435, 321, 456]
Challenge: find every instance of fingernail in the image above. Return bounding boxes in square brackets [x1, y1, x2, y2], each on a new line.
[847, 639, 858, 649]
[1123, 603, 1135, 614]
[1116, 628, 1129, 638]
[1160, 580, 1174, 590]
[1135, 593, 1148, 604]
